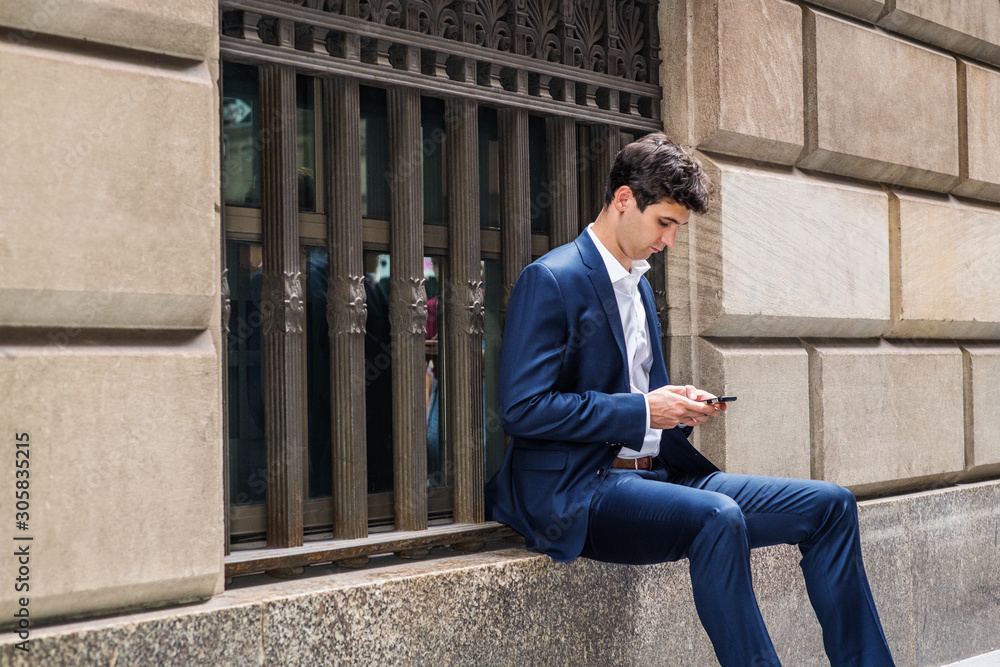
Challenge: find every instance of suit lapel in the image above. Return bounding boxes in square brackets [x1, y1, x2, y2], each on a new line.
[575, 232, 630, 390]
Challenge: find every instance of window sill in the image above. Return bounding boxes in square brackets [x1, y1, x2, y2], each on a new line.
[225, 522, 517, 578]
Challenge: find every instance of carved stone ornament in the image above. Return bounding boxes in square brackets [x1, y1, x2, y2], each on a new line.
[221, 268, 232, 336]
[360, 0, 402, 26]
[262, 271, 305, 334]
[466, 280, 485, 334]
[473, 0, 511, 50]
[328, 274, 368, 336]
[390, 277, 428, 335]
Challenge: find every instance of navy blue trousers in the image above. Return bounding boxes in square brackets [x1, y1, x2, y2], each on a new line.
[580, 464, 895, 666]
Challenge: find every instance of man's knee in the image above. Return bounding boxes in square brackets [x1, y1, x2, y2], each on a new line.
[817, 481, 857, 514]
[700, 495, 746, 535]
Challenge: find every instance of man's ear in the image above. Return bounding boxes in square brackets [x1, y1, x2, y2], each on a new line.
[614, 185, 633, 212]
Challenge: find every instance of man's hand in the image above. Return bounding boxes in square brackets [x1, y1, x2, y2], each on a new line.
[647, 385, 727, 429]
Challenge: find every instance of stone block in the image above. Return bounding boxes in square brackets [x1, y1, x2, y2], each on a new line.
[0, 0, 218, 61]
[855, 495, 918, 666]
[878, 0, 1000, 67]
[259, 550, 654, 666]
[888, 193, 1000, 339]
[0, 40, 220, 330]
[954, 61, 1000, 203]
[0, 331, 223, 626]
[911, 482, 1000, 665]
[2, 603, 261, 666]
[749, 544, 827, 665]
[961, 345, 1000, 469]
[807, 340, 965, 490]
[697, 339, 811, 479]
[690, 0, 805, 165]
[803, 0, 885, 23]
[694, 159, 890, 338]
[799, 10, 961, 192]
[635, 561, 717, 664]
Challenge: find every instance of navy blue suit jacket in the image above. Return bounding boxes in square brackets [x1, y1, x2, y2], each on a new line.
[485, 231, 719, 562]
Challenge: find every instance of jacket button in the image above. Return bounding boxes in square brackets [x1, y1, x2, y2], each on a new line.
[597, 468, 607, 477]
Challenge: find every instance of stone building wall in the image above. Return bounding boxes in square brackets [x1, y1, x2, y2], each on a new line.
[0, 0, 224, 625]
[661, 0, 1000, 496]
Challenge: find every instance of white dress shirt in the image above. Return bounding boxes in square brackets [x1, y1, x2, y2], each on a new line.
[586, 225, 662, 458]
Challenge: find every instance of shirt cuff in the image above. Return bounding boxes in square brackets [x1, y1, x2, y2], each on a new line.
[643, 393, 651, 433]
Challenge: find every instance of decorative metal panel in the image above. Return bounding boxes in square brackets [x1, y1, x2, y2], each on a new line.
[221, 0, 661, 126]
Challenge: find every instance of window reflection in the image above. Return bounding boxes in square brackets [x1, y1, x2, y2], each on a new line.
[226, 241, 265, 505]
[422, 97, 447, 226]
[360, 87, 390, 220]
[528, 115, 550, 234]
[305, 248, 332, 498]
[479, 107, 500, 229]
[297, 76, 317, 213]
[362, 253, 447, 493]
[222, 63, 261, 208]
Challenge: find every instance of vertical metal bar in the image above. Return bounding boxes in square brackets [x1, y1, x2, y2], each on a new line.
[259, 64, 304, 550]
[387, 87, 428, 533]
[445, 98, 484, 525]
[324, 76, 368, 540]
[498, 108, 531, 323]
[546, 116, 579, 248]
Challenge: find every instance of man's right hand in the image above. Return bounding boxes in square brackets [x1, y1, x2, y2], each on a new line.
[647, 385, 724, 429]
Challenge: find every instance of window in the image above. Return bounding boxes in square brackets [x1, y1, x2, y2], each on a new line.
[220, 0, 664, 577]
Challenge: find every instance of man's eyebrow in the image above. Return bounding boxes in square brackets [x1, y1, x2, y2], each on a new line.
[660, 216, 688, 225]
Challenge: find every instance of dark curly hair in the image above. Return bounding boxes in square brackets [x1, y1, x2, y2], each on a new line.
[604, 133, 712, 215]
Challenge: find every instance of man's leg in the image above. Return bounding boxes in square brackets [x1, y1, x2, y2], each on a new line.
[688, 472, 895, 666]
[581, 469, 782, 666]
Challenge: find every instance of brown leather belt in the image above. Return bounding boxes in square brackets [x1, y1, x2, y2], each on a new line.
[612, 456, 654, 471]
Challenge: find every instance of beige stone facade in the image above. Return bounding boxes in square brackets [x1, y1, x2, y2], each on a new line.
[0, 0, 223, 629]
[668, 0, 1000, 503]
[1, 0, 999, 663]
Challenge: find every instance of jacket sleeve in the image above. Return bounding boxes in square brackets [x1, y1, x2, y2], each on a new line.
[498, 262, 647, 447]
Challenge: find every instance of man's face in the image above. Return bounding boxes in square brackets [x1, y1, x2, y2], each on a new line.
[615, 192, 691, 263]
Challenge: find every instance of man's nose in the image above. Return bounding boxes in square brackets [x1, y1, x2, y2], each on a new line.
[662, 225, 678, 248]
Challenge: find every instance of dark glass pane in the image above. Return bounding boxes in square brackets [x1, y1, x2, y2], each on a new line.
[478, 107, 500, 229]
[363, 251, 394, 493]
[305, 248, 332, 498]
[528, 115, 550, 234]
[226, 241, 265, 505]
[424, 256, 447, 486]
[577, 124, 597, 228]
[482, 259, 504, 482]
[360, 87, 390, 220]
[361, 253, 447, 493]
[297, 75, 318, 213]
[422, 97, 447, 226]
[222, 63, 261, 208]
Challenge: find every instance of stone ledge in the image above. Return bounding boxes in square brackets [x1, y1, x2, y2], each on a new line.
[0, 1, 218, 61]
[2, 480, 998, 666]
[878, 0, 1000, 67]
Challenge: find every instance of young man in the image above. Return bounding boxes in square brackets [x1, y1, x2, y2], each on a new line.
[485, 134, 895, 666]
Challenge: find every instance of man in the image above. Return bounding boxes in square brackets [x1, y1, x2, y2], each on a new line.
[485, 134, 895, 666]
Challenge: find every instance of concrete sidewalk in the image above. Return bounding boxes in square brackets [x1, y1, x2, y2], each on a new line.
[942, 651, 1000, 666]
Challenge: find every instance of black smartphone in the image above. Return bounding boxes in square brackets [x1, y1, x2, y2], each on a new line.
[702, 396, 737, 405]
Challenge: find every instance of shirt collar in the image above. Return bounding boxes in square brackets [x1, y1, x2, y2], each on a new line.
[586, 224, 650, 286]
